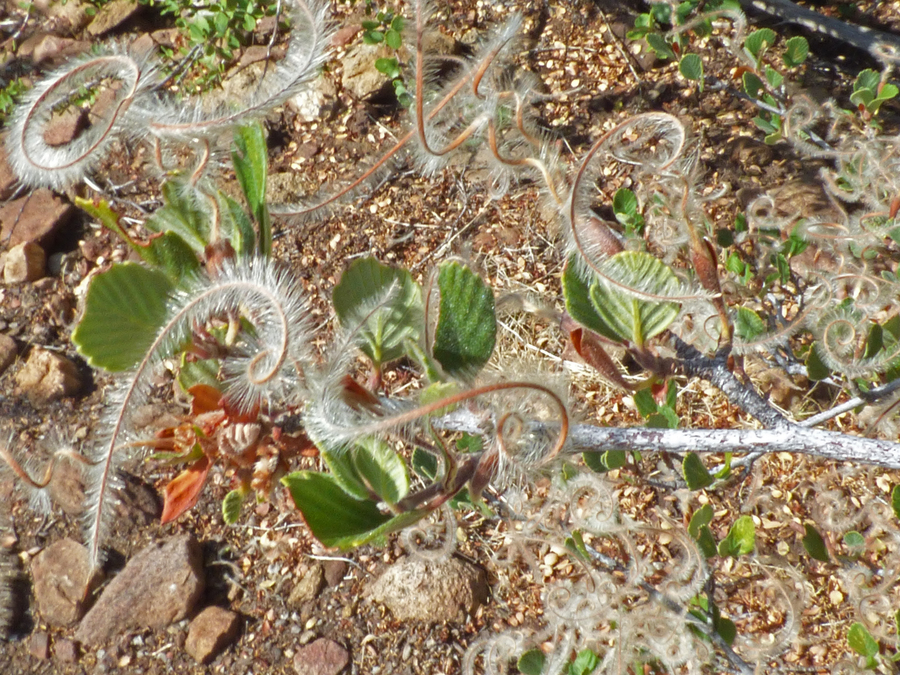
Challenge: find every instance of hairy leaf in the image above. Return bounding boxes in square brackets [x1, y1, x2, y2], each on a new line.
[72, 262, 173, 371]
[734, 307, 766, 342]
[744, 28, 776, 61]
[222, 488, 246, 524]
[433, 262, 496, 377]
[232, 121, 271, 256]
[782, 36, 809, 67]
[562, 259, 623, 343]
[679, 53, 703, 88]
[517, 649, 545, 675]
[589, 251, 681, 347]
[847, 622, 879, 658]
[333, 257, 422, 368]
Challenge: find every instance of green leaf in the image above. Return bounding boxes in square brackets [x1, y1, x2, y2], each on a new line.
[764, 65, 784, 89]
[718, 515, 755, 557]
[177, 356, 220, 392]
[216, 191, 257, 257]
[645, 33, 676, 60]
[714, 615, 737, 645]
[222, 488, 246, 524]
[683, 452, 714, 490]
[848, 622, 879, 658]
[892, 484, 900, 521]
[742, 71, 764, 99]
[144, 180, 212, 253]
[351, 437, 409, 505]
[583, 450, 627, 472]
[843, 531, 866, 549]
[734, 307, 766, 342]
[411, 447, 438, 480]
[433, 262, 496, 377]
[612, 188, 639, 223]
[696, 525, 717, 558]
[232, 122, 271, 256]
[385, 28, 402, 49]
[375, 57, 401, 79]
[855, 69, 881, 95]
[568, 648, 600, 675]
[633, 388, 658, 417]
[806, 344, 831, 381]
[517, 649, 545, 675]
[802, 524, 830, 562]
[333, 257, 423, 368]
[745, 28, 776, 61]
[588, 251, 681, 347]
[679, 53, 703, 88]
[282, 471, 426, 549]
[72, 263, 174, 371]
[562, 258, 624, 343]
[688, 504, 714, 539]
[782, 36, 809, 67]
[322, 438, 409, 506]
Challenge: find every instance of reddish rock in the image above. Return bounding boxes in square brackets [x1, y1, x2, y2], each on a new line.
[3, 242, 46, 284]
[0, 143, 17, 200]
[292, 638, 349, 675]
[75, 535, 205, 646]
[14, 347, 82, 406]
[0, 188, 74, 249]
[185, 606, 240, 664]
[31, 538, 99, 627]
[28, 631, 50, 660]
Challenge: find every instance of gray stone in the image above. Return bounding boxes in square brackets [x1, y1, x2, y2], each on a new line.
[0, 334, 16, 376]
[75, 535, 205, 646]
[14, 347, 82, 406]
[185, 606, 240, 664]
[292, 638, 349, 675]
[366, 557, 488, 623]
[288, 564, 325, 608]
[31, 538, 98, 627]
[3, 242, 46, 284]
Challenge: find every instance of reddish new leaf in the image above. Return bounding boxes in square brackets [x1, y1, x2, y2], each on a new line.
[570, 328, 632, 391]
[189, 383, 223, 415]
[160, 455, 212, 523]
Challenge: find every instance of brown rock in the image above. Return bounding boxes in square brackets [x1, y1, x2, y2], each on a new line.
[185, 606, 240, 664]
[32, 0, 91, 32]
[31, 538, 99, 627]
[75, 535, 205, 646]
[366, 557, 488, 623]
[340, 43, 386, 100]
[323, 560, 347, 587]
[3, 242, 46, 284]
[17, 34, 90, 64]
[288, 564, 325, 608]
[53, 638, 79, 663]
[0, 142, 16, 201]
[14, 347, 82, 406]
[292, 638, 349, 675]
[86, 0, 140, 37]
[0, 334, 17, 376]
[42, 109, 89, 148]
[0, 188, 74, 249]
[47, 455, 86, 516]
[28, 631, 50, 660]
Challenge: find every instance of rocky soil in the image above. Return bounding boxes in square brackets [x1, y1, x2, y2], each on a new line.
[2, 0, 900, 674]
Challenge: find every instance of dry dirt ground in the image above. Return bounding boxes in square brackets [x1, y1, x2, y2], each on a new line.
[3, 0, 900, 674]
